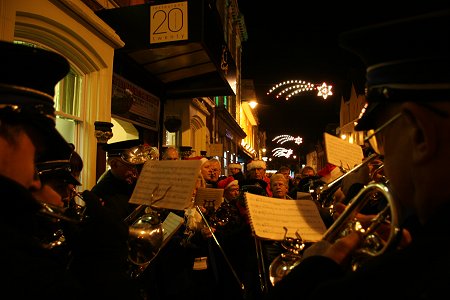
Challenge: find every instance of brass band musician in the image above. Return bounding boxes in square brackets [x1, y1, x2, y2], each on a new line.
[265, 10, 450, 300]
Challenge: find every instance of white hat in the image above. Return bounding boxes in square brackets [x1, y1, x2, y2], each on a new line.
[247, 160, 266, 170]
[228, 163, 242, 170]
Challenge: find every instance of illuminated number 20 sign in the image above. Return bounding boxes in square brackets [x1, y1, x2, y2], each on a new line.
[150, 1, 188, 44]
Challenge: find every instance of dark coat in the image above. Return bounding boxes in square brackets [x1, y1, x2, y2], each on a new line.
[0, 175, 142, 299]
[265, 202, 450, 299]
[91, 170, 139, 221]
[0, 175, 85, 298]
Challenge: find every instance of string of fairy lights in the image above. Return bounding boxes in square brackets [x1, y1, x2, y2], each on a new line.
[267, 80, 333, 100]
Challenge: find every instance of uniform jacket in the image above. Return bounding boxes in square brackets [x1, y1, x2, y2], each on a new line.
[265, 202, 450, 299]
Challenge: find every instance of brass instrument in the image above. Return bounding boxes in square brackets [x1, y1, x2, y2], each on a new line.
[268, 160, 401, 285]
[125, 185, 171, 279]
[322, 181, 400, 270]
[37, 187, 87, 252]
[38, 187, 87, 221]
[315, 153, 379, 212]
[268, 228, 306, 286]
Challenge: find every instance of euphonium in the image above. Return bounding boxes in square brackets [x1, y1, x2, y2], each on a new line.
[268, 228, 306, 286]
[125, 184, 171, 279]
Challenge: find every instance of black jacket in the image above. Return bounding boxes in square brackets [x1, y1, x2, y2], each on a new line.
[265, 202, 450, 299]
[0, 175, 142, 299]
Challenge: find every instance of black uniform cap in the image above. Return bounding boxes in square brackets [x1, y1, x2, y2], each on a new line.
[103, 139, 142, 157]
[339, 10, 450, 131]
[103, 139, 159, 165]
[0, 41, 72, 162]
[37, 160, 81, 186]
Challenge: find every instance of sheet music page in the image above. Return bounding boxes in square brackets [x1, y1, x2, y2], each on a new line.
[194, 187, 224, 210]
[324, 132, 364, 170]
[161, 212, 184, 248]
[129, 160, 202, 210]
[245, 192, 326, 242]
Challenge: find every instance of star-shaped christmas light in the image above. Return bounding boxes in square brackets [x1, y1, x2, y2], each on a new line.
[317, 82, 333, 99]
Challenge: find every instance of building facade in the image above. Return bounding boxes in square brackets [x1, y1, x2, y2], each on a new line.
[0, 0, 259, 187]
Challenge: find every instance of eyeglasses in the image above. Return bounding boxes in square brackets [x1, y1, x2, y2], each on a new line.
[365, 103, 450, 155]
[364, 112, 403, 155]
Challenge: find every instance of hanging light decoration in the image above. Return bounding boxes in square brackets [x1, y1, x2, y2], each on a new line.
[272, 147, 294, 158]
[267, 80, 333, 100]
[272, 134, 303, 145]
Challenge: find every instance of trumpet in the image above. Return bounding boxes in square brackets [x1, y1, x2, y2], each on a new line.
[315, 153, 379, 212]
[322, 181, 401, 270]
[268, 161, 401, 285]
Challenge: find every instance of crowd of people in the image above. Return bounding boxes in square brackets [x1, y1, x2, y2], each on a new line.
[2, 7, 449, 300]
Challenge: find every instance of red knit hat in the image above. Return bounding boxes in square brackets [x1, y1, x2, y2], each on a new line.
[217, 176, 239, 190]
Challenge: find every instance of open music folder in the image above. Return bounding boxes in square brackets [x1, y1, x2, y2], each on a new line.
[244, 192, 327, 242]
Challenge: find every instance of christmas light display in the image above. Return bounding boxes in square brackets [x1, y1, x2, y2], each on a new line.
[272, 147, 294, 158]
[267, 80, 333, 100]
[272, 134, 303, 145]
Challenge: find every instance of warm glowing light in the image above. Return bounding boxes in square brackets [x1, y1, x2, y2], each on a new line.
[267, 80, 333, 100]
[272, 147, 294, 158]
[272, 135, 303, 145]
[249, 101, 258, 109]
[317, 82, 333, 99]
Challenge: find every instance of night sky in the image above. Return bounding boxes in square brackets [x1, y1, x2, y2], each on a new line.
[237, 0, 449, 164]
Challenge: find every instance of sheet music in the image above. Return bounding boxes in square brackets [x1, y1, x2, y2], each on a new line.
[129, 160, 202, 210]
[194, 187, 224, 210]
[245, 192, 326, 242]
[161, 212, 184, 248]
[324, 132, 364, 170]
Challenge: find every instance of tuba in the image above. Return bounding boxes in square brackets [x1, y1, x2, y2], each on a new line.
[268, 161, 401, 285]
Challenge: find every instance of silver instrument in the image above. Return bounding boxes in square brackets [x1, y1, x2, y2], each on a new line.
[314, 153, 379, 212]
[268, 160, 401, 285]
[125, 184, 171, 279]
[268, 228, 306, 286]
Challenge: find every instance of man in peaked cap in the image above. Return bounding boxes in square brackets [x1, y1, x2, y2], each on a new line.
[266, 10, 450, 300]
[92, 139, 159, 219]
[0, 41, 79, 296]
[0, 41, 143, 299]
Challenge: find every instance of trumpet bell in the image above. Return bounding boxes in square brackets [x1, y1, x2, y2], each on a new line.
[128, 213, 163, 266]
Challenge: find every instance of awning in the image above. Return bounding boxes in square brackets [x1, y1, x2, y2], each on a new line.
[96, 1, 237, 99]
